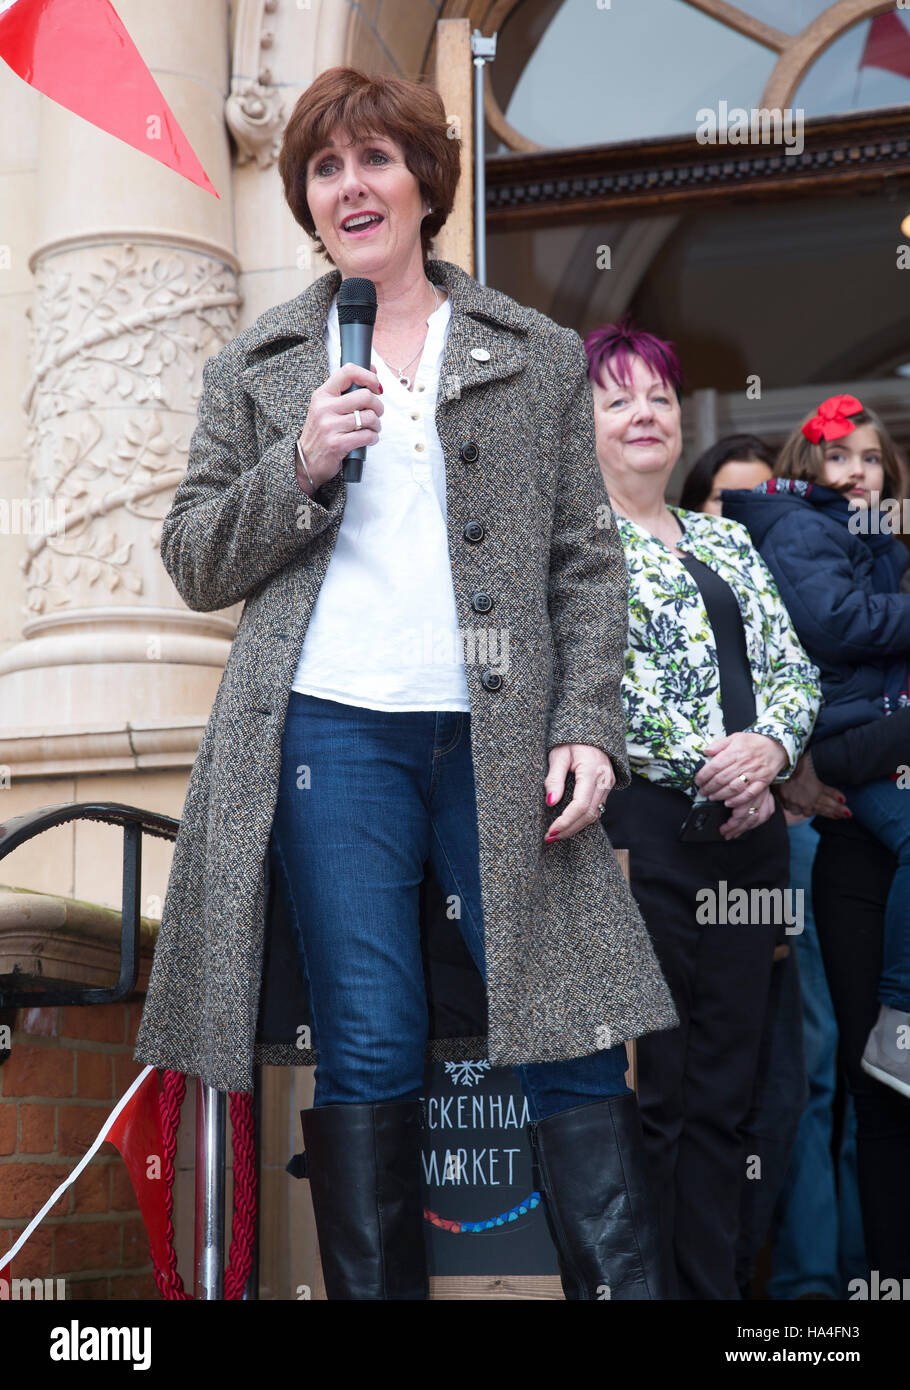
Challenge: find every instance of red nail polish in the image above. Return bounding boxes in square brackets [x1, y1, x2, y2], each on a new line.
[546, 793, 554, 806]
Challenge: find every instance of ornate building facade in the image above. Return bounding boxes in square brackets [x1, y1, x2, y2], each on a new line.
[0, 0, 907, 1300]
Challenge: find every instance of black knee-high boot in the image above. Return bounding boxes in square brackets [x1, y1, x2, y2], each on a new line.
[528, 1093, 667, 1300]
[295, 1099, 429, 1300]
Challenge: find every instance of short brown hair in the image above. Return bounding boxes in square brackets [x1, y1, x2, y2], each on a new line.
[776, 405, 909, 502]
[278, 67, 461, 264]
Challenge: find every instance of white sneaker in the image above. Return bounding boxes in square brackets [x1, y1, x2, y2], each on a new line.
[860, 1004, 910, 1099]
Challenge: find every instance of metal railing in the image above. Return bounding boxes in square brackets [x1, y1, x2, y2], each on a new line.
[0, 801, 240, 1299]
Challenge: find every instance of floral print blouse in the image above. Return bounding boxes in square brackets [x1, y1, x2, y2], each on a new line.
[614, 505, 822, 799]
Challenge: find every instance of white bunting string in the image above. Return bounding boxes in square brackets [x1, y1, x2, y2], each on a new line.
[0, 1064, 155, 1274]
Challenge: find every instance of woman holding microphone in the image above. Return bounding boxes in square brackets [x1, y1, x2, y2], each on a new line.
[134, 67, 677, 1301]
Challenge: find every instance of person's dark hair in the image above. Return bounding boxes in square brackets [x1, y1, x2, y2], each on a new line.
[584, 314, 684, 401]
[679, 434, 777, 512]
[277, 66, 461, 265]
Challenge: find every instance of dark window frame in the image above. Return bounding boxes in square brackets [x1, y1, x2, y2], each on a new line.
[485, 106, 910, 228]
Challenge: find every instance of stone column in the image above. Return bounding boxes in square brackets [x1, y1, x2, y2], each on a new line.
[0, 0, 240, 745]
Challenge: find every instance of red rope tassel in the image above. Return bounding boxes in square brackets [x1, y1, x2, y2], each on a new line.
[152, 1070, 257, 1300]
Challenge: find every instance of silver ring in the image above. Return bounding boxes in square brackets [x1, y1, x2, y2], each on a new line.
[353, 408, 363, 430]
[597, 803, 606, 815]
[747, 806, 757, 816]
[739, 774, 750, 784]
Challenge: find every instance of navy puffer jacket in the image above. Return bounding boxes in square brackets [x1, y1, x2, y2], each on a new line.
[722, 478, 910, 743]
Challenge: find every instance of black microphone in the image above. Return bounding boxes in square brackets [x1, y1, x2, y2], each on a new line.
[338, 277, 377, 482]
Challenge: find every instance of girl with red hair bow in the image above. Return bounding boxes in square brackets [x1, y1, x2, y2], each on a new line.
[724, 396, 910, 1106]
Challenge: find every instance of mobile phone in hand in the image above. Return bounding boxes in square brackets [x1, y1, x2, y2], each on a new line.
[678, 799, 732, 842]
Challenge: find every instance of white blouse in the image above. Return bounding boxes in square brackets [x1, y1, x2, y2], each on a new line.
[291, 291, 471, 712]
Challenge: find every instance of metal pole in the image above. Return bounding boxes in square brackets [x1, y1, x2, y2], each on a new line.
[471, 29, 497, 285]
[194, 1079, 226, 1299]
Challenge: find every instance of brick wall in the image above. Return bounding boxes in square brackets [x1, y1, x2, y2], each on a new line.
[0, 1002, 158, 1299]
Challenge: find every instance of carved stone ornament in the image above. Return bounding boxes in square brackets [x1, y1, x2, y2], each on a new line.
[225, 79, 286, 170]
[21, 243, 240, 616]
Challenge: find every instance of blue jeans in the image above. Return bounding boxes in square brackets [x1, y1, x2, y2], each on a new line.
[768, 821, 866, 1300]
[268, 692, 631, 1116]
[845, 777, 910, 1011]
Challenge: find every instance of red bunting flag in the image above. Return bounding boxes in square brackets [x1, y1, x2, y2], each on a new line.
[0, 0, 218, 195]
[858, 12, 910, 82]
[0, 1066, 170, 1289]
[104, 1067, 172, 1275]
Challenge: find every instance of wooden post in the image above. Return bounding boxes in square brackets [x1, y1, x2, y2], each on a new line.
[433, 18, 474, 275]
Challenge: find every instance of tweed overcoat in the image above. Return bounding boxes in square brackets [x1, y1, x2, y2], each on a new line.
[132, 257, 678, 1094]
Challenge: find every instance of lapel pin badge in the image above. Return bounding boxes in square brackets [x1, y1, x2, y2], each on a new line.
[470, 347, 491, 361]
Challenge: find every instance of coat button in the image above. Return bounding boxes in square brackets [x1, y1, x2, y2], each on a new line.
[471, 592, 493, 613]
[463, 521, 485, 543]
[481, 669, 503, 692]
[459, 441, 479, 463]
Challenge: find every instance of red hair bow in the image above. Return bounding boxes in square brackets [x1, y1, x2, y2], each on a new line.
[801, 394, 863, 444]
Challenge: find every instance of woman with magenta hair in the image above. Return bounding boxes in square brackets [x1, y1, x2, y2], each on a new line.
[583, 315, 822, 1299]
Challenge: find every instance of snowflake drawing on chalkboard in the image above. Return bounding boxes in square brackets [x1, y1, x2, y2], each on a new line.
[444, 1059, 492, 1087]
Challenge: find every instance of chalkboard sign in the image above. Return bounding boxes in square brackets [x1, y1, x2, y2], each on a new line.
[420, 1059, 559, 1278]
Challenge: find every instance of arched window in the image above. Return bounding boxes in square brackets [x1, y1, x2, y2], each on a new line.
[485, 0, 909, 152]
[492, 0, 777, 149]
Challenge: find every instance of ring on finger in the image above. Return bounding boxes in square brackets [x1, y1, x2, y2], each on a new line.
[747, 806, 757, 815]
[739, 773, 749, 784]
[353, 408, 363, 430]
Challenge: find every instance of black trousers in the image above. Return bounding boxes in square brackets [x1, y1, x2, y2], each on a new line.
[601, 774, 790, 1300]
[812, 822, 910, 1282]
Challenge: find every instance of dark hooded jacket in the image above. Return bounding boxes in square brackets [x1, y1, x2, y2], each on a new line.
[722, 478, 910, 743]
